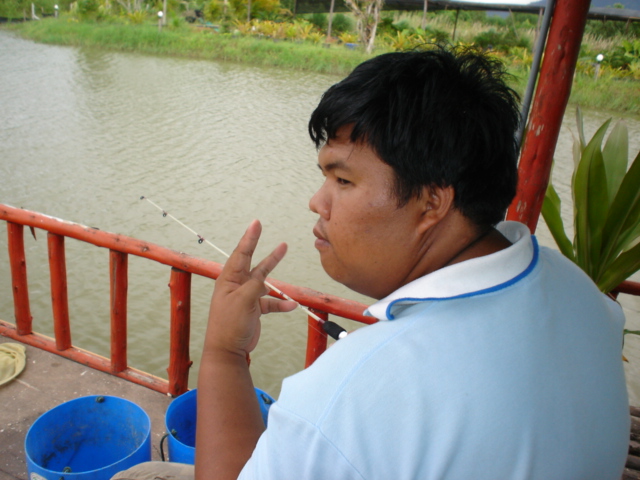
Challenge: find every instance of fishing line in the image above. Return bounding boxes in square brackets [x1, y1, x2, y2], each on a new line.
[140, 196, 347, 340]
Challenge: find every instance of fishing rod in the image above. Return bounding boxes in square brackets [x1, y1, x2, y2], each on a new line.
[140, 196, 348, 341]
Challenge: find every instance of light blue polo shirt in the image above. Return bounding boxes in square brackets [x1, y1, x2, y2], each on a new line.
[240, 222, 629, 480]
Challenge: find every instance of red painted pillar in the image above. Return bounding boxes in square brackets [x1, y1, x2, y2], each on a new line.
[506, 0, 591, 232]
[110, 250, 128, 374]
[305, 310, 328, 368]
[168, 268, 192, 396]
[48, 233, 71, 350]
[7, 222, 32, 335]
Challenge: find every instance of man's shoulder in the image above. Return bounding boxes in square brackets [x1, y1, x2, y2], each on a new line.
[536, 245, 619, 301]
[277, 320, 406, 416]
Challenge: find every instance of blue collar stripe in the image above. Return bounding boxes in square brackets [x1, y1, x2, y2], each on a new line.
[385, 236, 540, 320]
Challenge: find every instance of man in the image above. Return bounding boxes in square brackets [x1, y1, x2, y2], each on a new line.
[196, 46, 629, 479]
[116, 47, 630, 480]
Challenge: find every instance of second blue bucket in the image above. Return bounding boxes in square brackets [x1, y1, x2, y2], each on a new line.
[165, 387, 274, 464]
[25, 395, 151, 480]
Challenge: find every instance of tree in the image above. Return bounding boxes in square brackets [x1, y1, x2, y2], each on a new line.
[343, 0, 384, 54]
[422, 0, 427, 30]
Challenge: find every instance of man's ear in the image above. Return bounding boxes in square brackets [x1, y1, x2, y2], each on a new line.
[417, 185, 455, 233]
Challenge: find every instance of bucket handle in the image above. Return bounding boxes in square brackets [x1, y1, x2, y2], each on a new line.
[159, 429, 178, 462]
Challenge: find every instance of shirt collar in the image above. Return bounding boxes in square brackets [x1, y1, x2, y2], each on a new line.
[365, 221, 537, 321]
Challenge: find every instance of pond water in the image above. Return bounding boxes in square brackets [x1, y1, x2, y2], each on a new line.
[1, 29, 640, 401]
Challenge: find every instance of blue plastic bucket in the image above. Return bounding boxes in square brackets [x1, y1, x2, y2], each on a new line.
[25, 395, 151, 480]
[165, 387, 274, 464]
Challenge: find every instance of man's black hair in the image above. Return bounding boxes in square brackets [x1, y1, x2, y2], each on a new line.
[308, 46, 520, 227]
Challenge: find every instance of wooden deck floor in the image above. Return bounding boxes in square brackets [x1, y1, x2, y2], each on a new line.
[0, 338, 173, 480]
[626, 407, 640, 479]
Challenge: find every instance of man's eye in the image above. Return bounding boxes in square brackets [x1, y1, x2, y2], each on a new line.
[337, 177, 351, 185]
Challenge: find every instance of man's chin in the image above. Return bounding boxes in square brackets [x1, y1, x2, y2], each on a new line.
[320, 262, 368, 297]
[319, 257, 344, 284]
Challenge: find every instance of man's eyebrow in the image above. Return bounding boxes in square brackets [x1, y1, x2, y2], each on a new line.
[317, 160, 351, 173]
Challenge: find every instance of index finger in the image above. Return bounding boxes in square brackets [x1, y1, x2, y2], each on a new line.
[219, 220, 263, 285]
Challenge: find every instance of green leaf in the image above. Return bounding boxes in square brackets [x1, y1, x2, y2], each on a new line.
[571, 130, 582, 194]
[615, 148, 640, 240]
[587, 147, 608, 272]
[570, 111, 584, 206]
[602, 120, 628, 204]
[599, 149, 640, 275]
[573, 119, 611, 275]
[541, 182, 576, 262]
[598, 241, 640, 293]
[622, 221, 640, 253]
[576, 106, 586, 151]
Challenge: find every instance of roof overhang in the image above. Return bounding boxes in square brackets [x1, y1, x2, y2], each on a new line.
[384, 0, 640, 21]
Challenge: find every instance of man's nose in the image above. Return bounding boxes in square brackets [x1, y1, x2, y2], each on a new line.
[309, 185, 328, 218]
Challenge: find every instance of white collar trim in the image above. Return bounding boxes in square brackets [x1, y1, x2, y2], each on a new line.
[365, 221, 536, 321]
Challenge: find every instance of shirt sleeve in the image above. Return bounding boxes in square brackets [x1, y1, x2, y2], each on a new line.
[238, 403, 365, 480]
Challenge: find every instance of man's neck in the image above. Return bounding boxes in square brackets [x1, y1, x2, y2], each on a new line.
[415, 214, 512, 280]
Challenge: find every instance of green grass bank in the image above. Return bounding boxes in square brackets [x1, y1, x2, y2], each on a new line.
[4, 18, 640, 116]
[4, 19, 373, 75]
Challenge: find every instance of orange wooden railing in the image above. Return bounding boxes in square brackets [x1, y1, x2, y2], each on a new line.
[2, 201, 639, 397]
[0, 203, 374, 396]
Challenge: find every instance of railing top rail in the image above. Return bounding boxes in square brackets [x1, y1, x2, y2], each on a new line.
[0, 203, 373, 324]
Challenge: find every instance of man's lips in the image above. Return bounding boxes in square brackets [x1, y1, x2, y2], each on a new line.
[313, 226, 330, 249]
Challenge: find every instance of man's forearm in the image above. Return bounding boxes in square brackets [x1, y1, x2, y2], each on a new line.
[195, 349, 265, 480]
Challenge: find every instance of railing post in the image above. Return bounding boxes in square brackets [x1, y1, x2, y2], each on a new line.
[48, 233, 71, 350]
[305, 310, 328, 368]
[507, 0, 591, 232]
[168, 268, 192, 396]
[110, 250, 128, 374]
[7, 222, 32, 335]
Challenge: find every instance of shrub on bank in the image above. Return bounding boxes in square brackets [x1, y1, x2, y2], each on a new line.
[228, 0, 280, 20]
[577, 38, 640, 81]
[75, 0, 99, 19]
[331, 13, 353, 34]
[473, 28, 531, 53]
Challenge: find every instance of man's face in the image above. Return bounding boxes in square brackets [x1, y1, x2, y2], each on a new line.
[309, 126, 427, 300]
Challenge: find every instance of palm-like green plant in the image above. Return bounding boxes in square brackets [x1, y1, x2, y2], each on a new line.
[384, 30, 415, 51]
[542, 108, 640, 295]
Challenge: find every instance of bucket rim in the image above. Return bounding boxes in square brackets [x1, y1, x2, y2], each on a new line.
[24, 394, 151, 477]
[164, 388, 275, 444]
